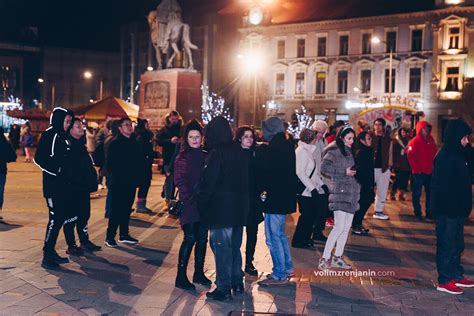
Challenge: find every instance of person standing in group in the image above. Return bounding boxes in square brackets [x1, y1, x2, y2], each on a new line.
[133, 119, 157, 214]
[103, 120, 120, 219]
[255, 117, 296, 287]
[34, 107, 75, 269]
[407, 121, 438, 220]
[0, 127, 17, 223]
[390, 127, 411, 201]
[20, 122, 34, 162]
[371, 118, 392, 220]
[318, 126, 360, 270]
[8, 124, 20, 152]
[61, 118, 101, 255]
[310, 120, 329, 242]
[199, 117, 249, 301]
[105, 117, 142, 247]
[352, 131, 374, 235]
[94, 121, 110, 190]
[431, 119, 474, 294]
[156, 111, 182, 205]
[234, 126, 263, 277]
[173, 120, 211, 291]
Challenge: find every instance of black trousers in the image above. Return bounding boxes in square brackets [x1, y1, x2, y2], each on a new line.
[245, 221, 259, 264]
[178, 222, 208, 271]
[293, 196, 318, 244]
[312, 192, 329, 236]
[43, 194, 76, 253]
[64, 191, 91, 247]
[436, 215, 465, 284]
[137, 178, 151, 199]
[106, 185, 136, 240]
[353, 186, 374, 228]
[392, 170, 410, 193]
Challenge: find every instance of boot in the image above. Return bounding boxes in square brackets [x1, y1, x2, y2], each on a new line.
[136, 200, 154, 214]
[397, 190, 406, 201]
[175, 239, 195, 290]
[245, 261, 258, 276]
[193, 241, 212, 286]
[389, 191, 396, 201]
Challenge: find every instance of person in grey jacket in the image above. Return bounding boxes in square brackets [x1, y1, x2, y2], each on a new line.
[318, 125, 360, 270]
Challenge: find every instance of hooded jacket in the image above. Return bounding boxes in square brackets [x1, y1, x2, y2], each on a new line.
[34, 107, 74, 197]
[155, 117, 182, 167]
[198, 117, 249, 229]
[107, 133, 143, 188]
[406, 121, 438, 174]
[431, 119, 472, 218]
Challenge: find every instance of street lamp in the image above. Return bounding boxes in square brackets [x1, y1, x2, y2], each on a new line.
[238, 51, 264, 125]
[83, 71, 103, 100]
[372, 36, 394, 105]
[37, 78, 55, 109]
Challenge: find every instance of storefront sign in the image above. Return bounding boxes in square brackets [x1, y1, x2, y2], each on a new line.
[358, 106, 417, 129]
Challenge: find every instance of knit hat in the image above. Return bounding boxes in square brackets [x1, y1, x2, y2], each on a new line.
[262, 117, 284, 142]
[311, 120, 328, 132]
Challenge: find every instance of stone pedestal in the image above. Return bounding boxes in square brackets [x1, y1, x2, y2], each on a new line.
[138, 69, 202, 129]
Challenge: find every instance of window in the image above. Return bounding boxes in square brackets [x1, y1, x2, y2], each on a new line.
[277, 40, 285, 59]
[409, 68, 422, 93]
[362, 33, 371, 54]
[297, 39, 305, 58]
[386, 31, 397, 52]
[275, 73, 285, 95]
[337, 70, 348, 94]
[411, 29, 423, 51]
[446, 67, 460, 91]
[317, 37, 326, 57]
[315, 72, 326, 94]
[336, 114, 349, 122]
[384, 68, 396, 93]
[339, 35, 349, 56]
[295, 72, 305, 94]
[360, 70, 371, 93]
[448, 27, 460, 49]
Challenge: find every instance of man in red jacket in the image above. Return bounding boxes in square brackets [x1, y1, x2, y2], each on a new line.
[406, 121, 438, 220]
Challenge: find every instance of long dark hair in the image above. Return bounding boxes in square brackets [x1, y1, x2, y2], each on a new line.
[234, 126, 256, 149]
[336, 125, 356, 157]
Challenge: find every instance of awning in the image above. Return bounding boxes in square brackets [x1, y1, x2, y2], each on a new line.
[75, 96, 139, 121]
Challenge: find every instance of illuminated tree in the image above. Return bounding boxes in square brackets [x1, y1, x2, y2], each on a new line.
[201, 85, 232, 124]
[287, 105, 313, 139]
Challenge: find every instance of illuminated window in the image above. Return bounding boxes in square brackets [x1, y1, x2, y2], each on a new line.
[316, 72, 326, 94]
[384, 68, 396, 93]
[337, 70, 348, 94]
[295, 72, 305, 94]
[448, 27, 460, 49]
[297, 39, 305, 58]
[411, 29, 423, 51]
[409, 68, 422, 93]
[339, 35, 349, 56]
[446, 67, 460, 91]
[275, 73, 285, 95]
[360, 70, 371, 93]
[277, 40, 285, 59]
[317, 37, 326, 57]
[362, 33, 371, 54]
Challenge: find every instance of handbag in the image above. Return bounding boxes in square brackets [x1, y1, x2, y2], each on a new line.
[168, 191, 185, 217]
[296, 164, 316, 195]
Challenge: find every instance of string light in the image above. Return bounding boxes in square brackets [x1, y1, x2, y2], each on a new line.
[201, 85, 233, 124]
[287, 105, 313, 139]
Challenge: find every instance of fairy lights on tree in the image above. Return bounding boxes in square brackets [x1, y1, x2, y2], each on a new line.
[287, 105, 313, 139]
[201, 85, 232, 124]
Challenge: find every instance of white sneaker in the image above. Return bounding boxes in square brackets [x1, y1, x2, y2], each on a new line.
[373, 212, 389, 220]
[331, 256, 352, 270]
[318, 258, 331, 271]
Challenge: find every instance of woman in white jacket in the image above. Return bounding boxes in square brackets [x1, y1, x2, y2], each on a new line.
[292, 128, 321, 249]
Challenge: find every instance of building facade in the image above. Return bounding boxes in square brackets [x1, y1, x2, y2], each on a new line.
[239, 0, 474, 141]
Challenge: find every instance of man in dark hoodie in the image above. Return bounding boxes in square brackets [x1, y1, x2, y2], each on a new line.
[199, 116, 249, 301]
[432, 119, 474, 295]
[34, 107, 74, 269]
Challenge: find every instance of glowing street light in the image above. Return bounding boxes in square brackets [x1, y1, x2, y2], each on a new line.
[83, 71, 92, 79]
[83, 71, 103, 100]
[248, 6, 264, 25]
[37, 78, 44, 83]
[371, 36, 394, 105]
[371, 36, 382, 44]
[237, 51, 264, 125]
[147, 66, 154, 71]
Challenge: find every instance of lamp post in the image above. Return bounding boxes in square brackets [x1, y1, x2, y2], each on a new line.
[38, 78, 56, 109]
[83, 71, 104, 100]
[372, 36, 394, 105]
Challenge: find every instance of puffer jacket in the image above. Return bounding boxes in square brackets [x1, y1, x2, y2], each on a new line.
[295, 141, 318, 197]
[321, 142, 360, 214]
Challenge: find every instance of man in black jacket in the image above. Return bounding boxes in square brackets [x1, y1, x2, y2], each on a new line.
[34, 107, 74, 270]
[432, 119, 474, 295]
[105, 117, 142, 247]
[199, 117, 249, 301]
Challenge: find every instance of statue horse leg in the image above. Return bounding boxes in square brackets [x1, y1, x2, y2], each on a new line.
[167, 42, 179, 68]
[182, 24, 197, 70]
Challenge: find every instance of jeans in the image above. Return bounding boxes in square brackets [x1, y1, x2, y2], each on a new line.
[353, 186, 374, 228]
[436, 215, 464, 284]
[106, 185, 136, 240]
[209, 227, 244, 291]
[374, 168, 391, 214]
[264, 214, 294, 280]
[323, 211, 354, 259]
[292, 196, 317, 245]
[0, 173, 6, 209]
[412, 173, 431, 216]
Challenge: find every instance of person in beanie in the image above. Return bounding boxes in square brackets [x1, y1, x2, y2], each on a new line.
[407, 121, 438, 220]
[256, 117, 296, 287]
[432, 119, 474, 294]
[199, 117, 249, 301]
[173, 120, 211, 290]
[318, 125, 360, 270]
[34, 107, 74, 269]
[390, 127, 411, 201]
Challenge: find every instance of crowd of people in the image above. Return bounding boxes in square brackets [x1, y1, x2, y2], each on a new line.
[1, 106, 473, 300]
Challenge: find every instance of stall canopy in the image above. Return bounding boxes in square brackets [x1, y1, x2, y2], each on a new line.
[75, 96, 139, 121]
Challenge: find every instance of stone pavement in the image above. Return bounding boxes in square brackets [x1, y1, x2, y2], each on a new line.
[0, 161, 473, 315]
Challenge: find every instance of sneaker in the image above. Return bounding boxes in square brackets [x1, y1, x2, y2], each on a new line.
[325, 218, 334, 227]
[41, 256, 60, 270]
[360, 226, 370, 234]
[80, 241, 102, 252]
[437, 280, 464, 294]
[245, 263, 258, 276]
[455, 278, 474, 288]
[206, 288, 233, 301]
[232, 283, 245, 295]
[105, 239, 118, 248]
[373, 212, 389, 220]
[351, 227, 363, 235]
[331, 256, 352, 270]
[318, 258, 331, 271]
[266, 271, 295, 279]
[258, 277, 289, 287]
[118, 235, 139, 245]
[50, 251, 69, 264]
[66, 245, 84, 256]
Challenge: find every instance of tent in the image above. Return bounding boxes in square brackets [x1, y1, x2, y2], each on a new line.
[75, 96, 139, 121]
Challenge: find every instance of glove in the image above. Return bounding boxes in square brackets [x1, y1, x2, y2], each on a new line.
[321, 185, 330, 195]
[310, 189, 319, 198]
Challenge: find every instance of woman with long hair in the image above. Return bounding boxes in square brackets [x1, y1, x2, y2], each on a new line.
[20, 122, 33, 162]
[390, 127, 411, 201]
[319, 125, 360, 270]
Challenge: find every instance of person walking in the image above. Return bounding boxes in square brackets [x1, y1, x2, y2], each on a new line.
[0, 127, 17, 223]
[390, 127, 411, 201]
[34, 107, 75, 269]
[199, 117, 249, 301]
[432, 119, 474, 294]
[352, 131, 374, 235]
[371, 118, 392, 220]
[234, 126, 263, 277]
[105, 117, 142, 247]
[173, 120, 211, 290]
[318, 125, 360, 270]
[255, 117, 296, 287]
[407, 121, 438, 220]
[20, 122, 34, 162]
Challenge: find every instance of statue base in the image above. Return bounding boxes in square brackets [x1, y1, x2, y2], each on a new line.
[138, 69, 202, 129]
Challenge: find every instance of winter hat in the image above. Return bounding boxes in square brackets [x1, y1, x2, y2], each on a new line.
[262, 117, 284, 142]
[311, 120, 328, 132]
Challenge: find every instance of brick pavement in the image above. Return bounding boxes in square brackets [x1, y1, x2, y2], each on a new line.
[0, 161, 473, 315]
